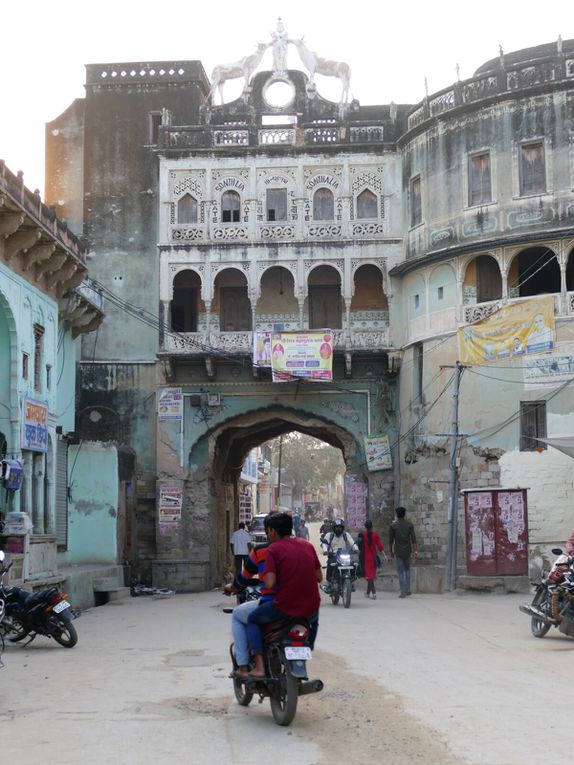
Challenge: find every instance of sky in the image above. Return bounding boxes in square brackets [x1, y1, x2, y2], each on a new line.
[1, 0, 569, 193]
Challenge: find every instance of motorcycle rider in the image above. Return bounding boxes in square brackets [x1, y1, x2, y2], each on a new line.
[224, 515, 277, 680]
[321, 518, 358, 591]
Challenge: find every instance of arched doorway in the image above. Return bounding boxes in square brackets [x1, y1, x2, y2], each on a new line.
[153, 405, 378, 589]
[306, 265, 343, 329]
[209, 409, 368, 582]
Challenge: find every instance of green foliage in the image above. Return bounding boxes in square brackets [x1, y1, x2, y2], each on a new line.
[271, 432, 345, 501]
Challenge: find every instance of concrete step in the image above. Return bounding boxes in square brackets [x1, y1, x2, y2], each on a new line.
[108, 586, 131, 602]
[93, 577, 122, 593]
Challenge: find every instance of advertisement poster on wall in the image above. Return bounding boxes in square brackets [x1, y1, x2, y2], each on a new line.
[458, 296, 555, 364]
[524, 354, 574, 389]
[158, 387, 183, 420]
[270, 331, 333, 382]
[345, 478, 367, 529]
[253, 331, 272, 368]
[21, 397, 48, 452]
[158, 485, 183, 524]
[364, 433, 392, 471]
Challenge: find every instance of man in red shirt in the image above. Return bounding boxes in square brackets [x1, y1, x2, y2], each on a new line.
[246, 512, 322, 678]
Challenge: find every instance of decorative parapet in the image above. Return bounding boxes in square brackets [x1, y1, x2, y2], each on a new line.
[258, 128, 296, 145]
[213, 129, 249, 146]
[161, 327, 391, 356]
[304, 127, 340, 144]
[406, 50, 574, 134]
[259, 224, 296, 239]
[171, 226, 205, 241]
[349, 126, 384, 143]
[212, 226, 249, 240]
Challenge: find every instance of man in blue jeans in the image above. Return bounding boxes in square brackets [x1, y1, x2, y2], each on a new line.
[389, 506, 418, 598]
[246, 512, 322, 678]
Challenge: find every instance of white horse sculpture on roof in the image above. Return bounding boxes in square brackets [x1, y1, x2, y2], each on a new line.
[209, 42, 268, 104]
[292, 38, 352, 103]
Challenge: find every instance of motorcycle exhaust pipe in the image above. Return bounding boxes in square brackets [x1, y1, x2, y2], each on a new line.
[298, 679, 324, 696]
[519, 604, 557, 624]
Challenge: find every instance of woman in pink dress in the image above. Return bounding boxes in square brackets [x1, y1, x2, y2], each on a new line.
[361, 520, 383, 599]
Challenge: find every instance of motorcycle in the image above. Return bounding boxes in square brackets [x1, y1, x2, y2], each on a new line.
[0, 550, 78, 648]
[519, 547, 574, 639]
[320, 540, 357, 608]
[224, 605, 323, 726]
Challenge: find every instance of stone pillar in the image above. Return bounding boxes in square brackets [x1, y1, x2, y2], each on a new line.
[298, 295, 305, 328]
[32, 452, 45, 534]
[204, 300, 212, 336]
[21, 451, 33, 524]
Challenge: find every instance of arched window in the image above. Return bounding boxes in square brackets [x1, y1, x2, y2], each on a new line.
[222, 191, 241, 223]
[356, 189, 377, 219]
[177, 194, 198, 224]
[313, 188, 334, 221]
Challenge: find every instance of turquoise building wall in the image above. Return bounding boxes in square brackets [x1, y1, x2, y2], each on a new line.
[61, 442, 119, 565]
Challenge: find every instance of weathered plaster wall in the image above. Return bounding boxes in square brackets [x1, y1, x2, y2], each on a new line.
[61, 442, 119, 564]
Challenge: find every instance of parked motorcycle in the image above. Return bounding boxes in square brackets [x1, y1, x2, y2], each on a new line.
[0, 550, 78, 648]
[320, 541, 357, 608]
[224, 606, 323, 726]
[519, 547, 574, 639]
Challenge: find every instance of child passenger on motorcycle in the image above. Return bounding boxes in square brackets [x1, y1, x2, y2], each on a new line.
[224, 516, 277, 680]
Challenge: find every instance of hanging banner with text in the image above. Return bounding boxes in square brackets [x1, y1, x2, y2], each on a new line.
[364, 433, 392, 472]
[458, 296, 555, 365]
[21, 397, 49, 452]
[271, 331, 333, 382]
[158, 387, 183, 420]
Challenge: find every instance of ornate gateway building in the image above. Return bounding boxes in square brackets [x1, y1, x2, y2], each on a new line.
[45, 27, 574, 589]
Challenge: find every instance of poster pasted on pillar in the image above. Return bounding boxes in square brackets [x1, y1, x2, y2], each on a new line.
[158, 485, 183, 536]
[345, 478, 367, 529]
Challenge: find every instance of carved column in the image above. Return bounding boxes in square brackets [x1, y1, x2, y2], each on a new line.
[344, 297, 352, 341]
[204, 300, 212, 337]
[21, 452, 33, 525]
[298, 295, 306, 329]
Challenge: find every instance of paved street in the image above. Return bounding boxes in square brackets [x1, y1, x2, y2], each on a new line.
[1, 576, 573, 765]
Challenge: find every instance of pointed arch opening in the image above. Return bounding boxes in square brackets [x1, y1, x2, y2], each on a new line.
[307, 265, 342, 329]
[222, 190, 241, 223]
[463, 254, 502, 304]
[356, 189, 378, 219]
[214, 268, 252, 331]
[508, 246, 560, 298]
[177, 193, 198, 224]
[313, 188, 334, 221]
[171, 270, 203, 332]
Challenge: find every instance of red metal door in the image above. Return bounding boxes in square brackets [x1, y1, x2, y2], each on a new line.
[493, 490, 528, 575]
[464, 491, 497, 575]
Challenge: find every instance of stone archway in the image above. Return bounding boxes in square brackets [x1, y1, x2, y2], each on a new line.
[153, 404, 379, 590]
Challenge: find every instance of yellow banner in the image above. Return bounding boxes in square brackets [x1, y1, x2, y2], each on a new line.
[271, 331, 333, 382]
[458, 296, 555, 365]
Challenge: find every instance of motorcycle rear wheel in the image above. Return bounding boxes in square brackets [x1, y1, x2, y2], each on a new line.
[49, 616, 78, 647]
[269, 649, 298, 726]
[233, 677, 254, 706]
[342, 578, 352, 609]
[530, 586, 552, 638]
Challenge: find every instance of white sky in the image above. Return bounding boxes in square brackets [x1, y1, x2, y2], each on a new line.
[1, 0, 568, 193]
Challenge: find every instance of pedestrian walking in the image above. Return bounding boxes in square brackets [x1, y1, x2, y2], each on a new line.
[230, 522, 252, 576]
[297, 519, 310, 540]
[389, 506, 418, 598]
[359, 520, 384, 599]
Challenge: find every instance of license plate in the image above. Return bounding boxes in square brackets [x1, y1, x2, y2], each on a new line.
[53, 600, 70, 613]
[285, 646, 312, 660]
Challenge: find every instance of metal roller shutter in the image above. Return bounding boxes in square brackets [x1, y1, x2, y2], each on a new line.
[55, 439, 68, 548]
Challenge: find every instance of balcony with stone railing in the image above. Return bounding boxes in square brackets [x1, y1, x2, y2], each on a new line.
[405, 47, 574, 134]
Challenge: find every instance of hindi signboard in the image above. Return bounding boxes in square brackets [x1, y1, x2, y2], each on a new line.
[270, 331, 333, 382]
[458, 296, 555, 365]
[21, 397, 48, 453]
[158, 388, 183, 420]
[345, 479, 367, 529]
[158, 485, 183, 523]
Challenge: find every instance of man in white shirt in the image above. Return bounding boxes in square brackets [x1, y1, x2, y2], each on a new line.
[230, 522, 252, 575]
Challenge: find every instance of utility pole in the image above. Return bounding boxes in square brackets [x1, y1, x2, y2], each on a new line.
[275, 435, 283, 510]
[445, 361, 464, 591]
